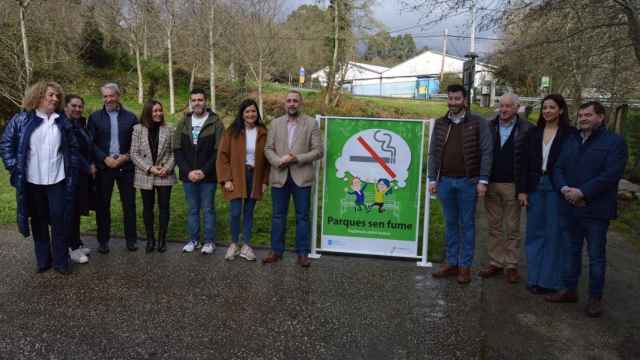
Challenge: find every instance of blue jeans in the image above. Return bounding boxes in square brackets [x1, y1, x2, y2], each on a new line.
[271, 175, 311, 256]
[437, 176, 477, 267]
[525, 176, 567, 290]
[27, 181, 69, 270]
[230, 170, 256, 244]
[564, 216, 609, 299]
[183, 181, 216, 244]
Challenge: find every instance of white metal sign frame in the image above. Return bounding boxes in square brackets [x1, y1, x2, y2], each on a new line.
[308, 115, 435, 267]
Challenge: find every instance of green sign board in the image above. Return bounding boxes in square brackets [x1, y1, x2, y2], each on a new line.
[320, 117, 425, 257]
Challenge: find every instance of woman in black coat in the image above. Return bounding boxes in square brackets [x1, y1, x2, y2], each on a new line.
[64, 94, 96, 264]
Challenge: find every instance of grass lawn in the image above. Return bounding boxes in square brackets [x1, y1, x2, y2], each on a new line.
[357, 96, 496, 119]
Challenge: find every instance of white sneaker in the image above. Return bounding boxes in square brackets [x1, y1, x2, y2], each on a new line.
[69, 248, 89, 264]
[77, 246, 91, 256]
[239, 244, 256, 261]
[201, 242, 215, 255]
[225, 243, 240, 260]
[183, 241, 197, 253]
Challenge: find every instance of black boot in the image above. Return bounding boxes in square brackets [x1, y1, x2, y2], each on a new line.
[145, 231, 156, 253]
[157, 227, 167, 253]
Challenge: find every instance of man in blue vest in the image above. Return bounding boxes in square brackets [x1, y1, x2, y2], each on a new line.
[546, 101, 628, 317]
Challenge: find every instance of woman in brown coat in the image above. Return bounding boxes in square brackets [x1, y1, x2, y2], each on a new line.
[217, 99, 269, 261]
[131, 100, 176, 253]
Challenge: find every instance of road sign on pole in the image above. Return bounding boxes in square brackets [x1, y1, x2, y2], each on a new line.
[299, 67, 305, 87]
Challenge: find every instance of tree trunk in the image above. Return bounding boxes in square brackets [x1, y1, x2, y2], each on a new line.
[208, 0, 216, 112]
[143, 18, 148, 60]
[19, 0, 32, 87]
[614, 104, 628, 135]
[325, 0, 340, 106]
[135, 43, 144, 104]
[332, 58, 349, 107]
[620, 2, 640, 66]
[189, 63, 198, 92]
[167, 28, 175, 114]
[258, 57, 264, 118]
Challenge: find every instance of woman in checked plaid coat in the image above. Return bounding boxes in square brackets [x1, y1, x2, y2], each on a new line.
[131, 100, 176, 253]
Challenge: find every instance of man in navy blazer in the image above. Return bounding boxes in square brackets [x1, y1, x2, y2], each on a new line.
[547, 101, 628, 317]
[87, 83, 139, 253]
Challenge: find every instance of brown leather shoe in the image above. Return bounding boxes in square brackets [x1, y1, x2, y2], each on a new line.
[457, 267, 471, 284]
[585, 298, 603, 317]
[545, 289, 578, 303]
[262, 252, 282, 264]
[478, 265, 503, 278]
[505, 268, 521, 284]
[432, 264, 459, 278]
[297, 255, 311, 268]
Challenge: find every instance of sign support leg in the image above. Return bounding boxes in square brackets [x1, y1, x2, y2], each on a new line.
[417, 119, 435, 267]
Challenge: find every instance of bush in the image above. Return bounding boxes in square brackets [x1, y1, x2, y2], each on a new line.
[80, 19, 111, 68]
[624, 111, 640, 181]
[144, 61, 167, 100]
[439, 72, 463, 93]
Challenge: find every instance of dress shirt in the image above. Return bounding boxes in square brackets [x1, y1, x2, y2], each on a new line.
[499, 118, 516, 147]
[27, 111, 65, 185]
[448, 110, 466, 124]
[287, 119, 297, 150]
[108, 109, 120, 155]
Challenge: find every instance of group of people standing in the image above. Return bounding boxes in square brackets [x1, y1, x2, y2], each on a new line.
[0, 80, 628, 318]
[428, 85, 628, 318]
[0, 81, 322, 276]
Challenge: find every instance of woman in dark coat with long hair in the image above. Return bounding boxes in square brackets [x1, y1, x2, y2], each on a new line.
[518, 94, 575, 294]
[0, 81, 79, 275]
[64, 94, 95, 264]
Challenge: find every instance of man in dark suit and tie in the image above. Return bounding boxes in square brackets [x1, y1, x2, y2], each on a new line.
[87, 83, 139, 253]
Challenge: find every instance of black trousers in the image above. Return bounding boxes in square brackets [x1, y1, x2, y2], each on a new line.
[68, 205, 83, 250]
[27, 181, 69, 270]
[95, 169, 137, 246]
[140, 186, 172, 237]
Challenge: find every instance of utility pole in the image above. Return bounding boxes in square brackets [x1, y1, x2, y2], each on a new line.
[469, 0, 476, 54]
[440, 28, 448, 83]
[467, 0, 477, 107]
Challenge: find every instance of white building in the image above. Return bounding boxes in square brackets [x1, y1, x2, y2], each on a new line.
[309, 51, 496, 100]
[310, 62, 389, 87]
[350, 50, 496, 98]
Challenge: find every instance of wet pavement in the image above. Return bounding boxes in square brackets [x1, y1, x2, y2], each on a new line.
[0, 200, 639, 359]
[0, 229, 483, 360]
[473, 204, 640, 360]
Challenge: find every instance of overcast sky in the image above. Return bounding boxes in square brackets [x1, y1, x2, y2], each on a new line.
[285, 0, 499, 58]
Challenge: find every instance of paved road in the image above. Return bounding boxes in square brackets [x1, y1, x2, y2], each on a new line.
[476, 217, 640, 360]
[0, 201, 638, 359]
[0, 229, 483, 360]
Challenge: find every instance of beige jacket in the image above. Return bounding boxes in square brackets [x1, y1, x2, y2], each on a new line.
[131, 124, 177, 190]
[264, 114, 323, 188]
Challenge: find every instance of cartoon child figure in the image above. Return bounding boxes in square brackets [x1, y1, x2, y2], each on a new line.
[347, 177, 368, 211]
[368, 178, 392, 213]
